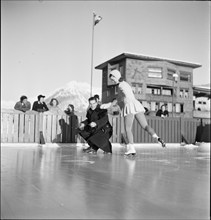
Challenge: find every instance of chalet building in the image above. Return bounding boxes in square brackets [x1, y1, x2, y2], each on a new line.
[95, 53, 201, 118]
[193, 85, 211, 119]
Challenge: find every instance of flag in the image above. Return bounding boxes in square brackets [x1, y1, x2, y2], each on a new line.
[94, 13, 102, 26]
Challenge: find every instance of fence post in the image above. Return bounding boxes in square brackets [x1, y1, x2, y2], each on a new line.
[180, 116, 187, 144]
[39, 113, 45, 144]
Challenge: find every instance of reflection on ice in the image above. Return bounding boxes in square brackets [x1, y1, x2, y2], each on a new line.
[1, 144, 210, 219]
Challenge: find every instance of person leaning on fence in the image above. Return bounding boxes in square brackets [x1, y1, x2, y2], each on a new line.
[108, 98, 121, 116]
[32, 95, 49, 112]
[48, 98, 63, 114]
[101, 69, 166, 156]
[64, 104, 75, 116]
[78, 96, 113, 154]
[14, 95, 31, 112]
[144, 107, 150, 116]
[163, 105, 169, 117]
[156, 104, 169, 118]
[64, 104, 79, 132]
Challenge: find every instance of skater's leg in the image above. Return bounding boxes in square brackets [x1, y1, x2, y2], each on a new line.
[124, 113, 134, 144]
[124, 114, 136, 155]
[135, 112, 156, 136]
[135, 112, 166, 147]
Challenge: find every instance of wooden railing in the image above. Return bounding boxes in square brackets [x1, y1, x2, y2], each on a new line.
[1, 110, 208, 144]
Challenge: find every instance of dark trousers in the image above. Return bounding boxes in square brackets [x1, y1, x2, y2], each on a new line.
[78, 126, 112, 153]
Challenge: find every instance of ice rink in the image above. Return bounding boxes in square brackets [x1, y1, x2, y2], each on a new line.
[1, 143, 210, 219]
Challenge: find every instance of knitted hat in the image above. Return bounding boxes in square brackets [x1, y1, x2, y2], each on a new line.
[110, 69, 121, 81]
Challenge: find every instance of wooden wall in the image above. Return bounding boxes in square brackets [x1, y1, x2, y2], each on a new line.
[1, 110, 204, 144]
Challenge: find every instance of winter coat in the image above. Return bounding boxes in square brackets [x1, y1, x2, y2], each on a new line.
[79, 106, 113, 152]
[32, 101, 49, 112]
[14, 101, 31, 112]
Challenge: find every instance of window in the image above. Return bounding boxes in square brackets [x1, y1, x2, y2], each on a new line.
[203, 102, 206, 105]
[180, 71, 191, 82]
[176, 103, 180, 113]
[137, 86, 142, 94]
[151, 102, 156, 111]
[184, 90, 189, 98]
[180, 89, 189, 98]
[162, 88, 172, 96]
[147, 67, 162, 78]
[180, 104, 184, 113]
[131, 83, 142, 94]
[155, 102, 159, 111]
[131, 83, 136, 94]
[168, 103, 173, 112]
[167, 69, 176, 80]
[107, 90, 110, 97]
[146, 86, 161, 95]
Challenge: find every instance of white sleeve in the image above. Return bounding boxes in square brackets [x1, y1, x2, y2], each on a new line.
[100, 102, 112, 109]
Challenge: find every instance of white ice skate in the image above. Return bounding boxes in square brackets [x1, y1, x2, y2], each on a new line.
[124, 144, 136, 156]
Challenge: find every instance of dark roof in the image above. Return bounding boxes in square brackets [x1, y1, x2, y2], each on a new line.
[193, 85, 211, 94]
[95, 52, 202, 70]
[193, 85, 211, 98]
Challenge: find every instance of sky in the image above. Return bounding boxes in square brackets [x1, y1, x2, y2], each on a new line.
[1, 0, 210, 103]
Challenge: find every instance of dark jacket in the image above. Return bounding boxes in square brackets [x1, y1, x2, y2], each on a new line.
[163, 110, 169, 117]
[32, 101, 49, 112]
[156, 109, 163, 117]
[14, 101, 31, 112]
[82, 106, 111, 133]
[79, 106, 112, 152]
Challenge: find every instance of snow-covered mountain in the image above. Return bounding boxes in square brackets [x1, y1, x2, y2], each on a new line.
[43, 81, 101, 113]
[1, 81, 101, 113]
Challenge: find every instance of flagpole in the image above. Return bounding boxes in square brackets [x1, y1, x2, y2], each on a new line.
[90, 13, 95, 97]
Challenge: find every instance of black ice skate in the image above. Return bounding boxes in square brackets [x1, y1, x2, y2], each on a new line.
[158, 138, 166, 148]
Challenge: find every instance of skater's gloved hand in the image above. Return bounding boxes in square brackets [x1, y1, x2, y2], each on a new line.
[79, 123, 85, 130]
[100, 102, 111, 109]
[89, 122, 97, 128]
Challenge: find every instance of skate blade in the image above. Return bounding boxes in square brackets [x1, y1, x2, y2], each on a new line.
[158, 143, 166, 148]
[124, 153, 136, 157]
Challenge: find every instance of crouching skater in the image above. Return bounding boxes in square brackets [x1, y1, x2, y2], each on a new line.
[78, 96, 113, 154]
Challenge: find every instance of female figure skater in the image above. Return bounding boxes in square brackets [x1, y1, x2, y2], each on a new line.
[101, 69, 166, 156]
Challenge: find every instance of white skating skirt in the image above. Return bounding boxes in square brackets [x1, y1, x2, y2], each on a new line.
[122, 99, 145, 117]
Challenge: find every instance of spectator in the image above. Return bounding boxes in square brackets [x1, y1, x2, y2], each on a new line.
[163, 105, 169, 117]
[156, 104, 168, 118]
[32, 95, 49, 112]
[61, 104, 78, 142]
[48, 98, 62, 114]
[64, 104, 75, 116]
[108, 98, 121, 115]
[14, 95, 31, 112]
[93, 94, 101, 105]
[144, 107, 150, 116]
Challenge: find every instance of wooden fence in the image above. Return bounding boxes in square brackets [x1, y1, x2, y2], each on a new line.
[1, 110, 209, 144]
